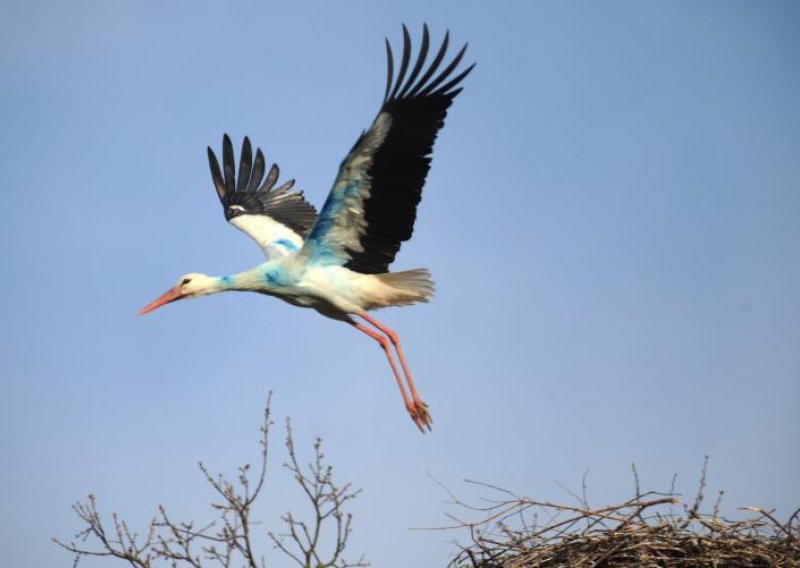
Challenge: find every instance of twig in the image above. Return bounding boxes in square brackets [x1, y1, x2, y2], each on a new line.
[54, 393, 367, 568]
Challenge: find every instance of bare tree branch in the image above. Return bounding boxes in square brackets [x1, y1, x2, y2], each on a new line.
[267, 418, 368, 568]
[54, 393, 367, 568]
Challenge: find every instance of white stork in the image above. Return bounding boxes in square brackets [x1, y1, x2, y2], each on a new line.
[139, 25, 474, 432]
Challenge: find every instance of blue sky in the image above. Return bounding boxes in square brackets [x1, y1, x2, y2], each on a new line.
[1, 1, 798, 566]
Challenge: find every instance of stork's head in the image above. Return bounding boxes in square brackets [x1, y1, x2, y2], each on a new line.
[138, 273, 220, 315]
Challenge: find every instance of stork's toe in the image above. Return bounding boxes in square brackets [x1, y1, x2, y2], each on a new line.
[406, 399, 433, 433]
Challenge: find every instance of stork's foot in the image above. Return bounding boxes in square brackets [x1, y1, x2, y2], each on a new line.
[406, 399, 433, 433]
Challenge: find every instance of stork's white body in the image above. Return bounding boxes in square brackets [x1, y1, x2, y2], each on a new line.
[218, 261, 433, 320]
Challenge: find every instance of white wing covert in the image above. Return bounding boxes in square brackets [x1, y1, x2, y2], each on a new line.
[207, 135, 318, 259]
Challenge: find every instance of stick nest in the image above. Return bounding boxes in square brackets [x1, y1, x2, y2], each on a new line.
[443, 463, 799, 567]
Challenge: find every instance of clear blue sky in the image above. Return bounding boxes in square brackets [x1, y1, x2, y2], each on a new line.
[2, 1, 798, 566]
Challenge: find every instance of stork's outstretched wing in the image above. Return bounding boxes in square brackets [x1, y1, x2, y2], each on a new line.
[300, 24, 474, 273]
[208, 135, 318, 258]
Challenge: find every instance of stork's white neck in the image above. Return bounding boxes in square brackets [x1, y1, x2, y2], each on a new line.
[216, 262, 286, 293]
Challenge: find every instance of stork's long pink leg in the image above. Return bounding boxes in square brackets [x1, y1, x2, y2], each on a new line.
[351, 322, 427, 433]
[359, 313, 432, 431]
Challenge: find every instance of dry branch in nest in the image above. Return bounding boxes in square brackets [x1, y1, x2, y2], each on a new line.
[435, 460, 799, 567]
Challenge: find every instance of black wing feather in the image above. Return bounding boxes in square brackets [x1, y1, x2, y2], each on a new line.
[397, 24, 430, 99]
[407, 29, 449, 98]
[222, 137, 236, 196]
[343, 26, 474, 274]
[247, 149, 266, 192]
[236, 138, 252, 192]
[207, 135, 317, 237]
[388, 25, 413, 101]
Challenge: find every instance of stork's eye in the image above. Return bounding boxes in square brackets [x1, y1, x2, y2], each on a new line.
[181, 278, 191, 286]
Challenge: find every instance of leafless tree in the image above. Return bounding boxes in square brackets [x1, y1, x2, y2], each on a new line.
[268, 418, 364, 568]
[53, 393, 368, 568]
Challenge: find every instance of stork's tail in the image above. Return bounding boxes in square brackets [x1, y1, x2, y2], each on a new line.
[375, 268, 436, 306]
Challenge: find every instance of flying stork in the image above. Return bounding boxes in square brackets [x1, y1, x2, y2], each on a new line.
[139, 25, 474, 432]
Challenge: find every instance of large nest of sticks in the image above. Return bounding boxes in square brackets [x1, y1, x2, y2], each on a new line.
[444, 462, 799, 567]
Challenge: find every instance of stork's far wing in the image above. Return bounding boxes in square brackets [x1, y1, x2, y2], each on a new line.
[208, 135, 318, 259]
[299, 24, 475, 273]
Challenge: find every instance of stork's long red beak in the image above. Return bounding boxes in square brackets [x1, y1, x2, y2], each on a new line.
[138, 287, 185, 315]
